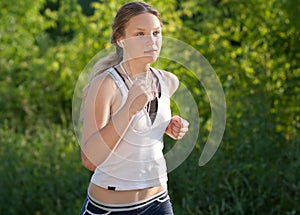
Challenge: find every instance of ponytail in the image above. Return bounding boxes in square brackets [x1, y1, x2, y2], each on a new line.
[91, 52, 118, 77]
[80, 46, 122, 120]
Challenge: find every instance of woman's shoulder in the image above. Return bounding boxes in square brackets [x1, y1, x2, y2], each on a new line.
[91, 67, 119, 85]
[88, 68, 119, 97]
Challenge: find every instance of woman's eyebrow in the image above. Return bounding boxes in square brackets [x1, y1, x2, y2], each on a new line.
[134, 27, 161, 31]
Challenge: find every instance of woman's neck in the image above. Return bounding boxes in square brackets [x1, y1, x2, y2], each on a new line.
[121, 60, 150, 78]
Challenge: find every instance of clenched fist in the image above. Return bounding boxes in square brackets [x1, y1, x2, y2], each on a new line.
[165, 115, 189, 140]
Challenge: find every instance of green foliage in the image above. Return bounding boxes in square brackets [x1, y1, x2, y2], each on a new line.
[0, 0, 299, 214]
[0, 122, 90, 214]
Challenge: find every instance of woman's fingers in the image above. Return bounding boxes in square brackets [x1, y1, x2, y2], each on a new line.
[127, 79, 153, 114]
[167, 116, 189, 139]
[133, 77, 155, 99]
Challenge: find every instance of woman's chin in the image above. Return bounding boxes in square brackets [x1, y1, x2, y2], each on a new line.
[142, 55, 159, 64]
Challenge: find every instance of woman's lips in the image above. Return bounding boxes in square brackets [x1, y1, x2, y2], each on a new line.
[144, 50, 158, 54]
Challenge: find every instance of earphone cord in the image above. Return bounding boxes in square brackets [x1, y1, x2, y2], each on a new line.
[119, 61, 133, 85]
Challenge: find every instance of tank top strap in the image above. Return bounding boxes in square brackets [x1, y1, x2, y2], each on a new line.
[104, 67, 128, 107]
[150, 67, 169, 98]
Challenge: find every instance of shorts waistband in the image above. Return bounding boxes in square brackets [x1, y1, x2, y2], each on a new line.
[87, 189, 168, 212]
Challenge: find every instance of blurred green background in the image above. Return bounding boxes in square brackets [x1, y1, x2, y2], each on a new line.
[0, 0, 299, 214]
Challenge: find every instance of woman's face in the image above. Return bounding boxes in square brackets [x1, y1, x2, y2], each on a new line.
[121, 13, 162, 64]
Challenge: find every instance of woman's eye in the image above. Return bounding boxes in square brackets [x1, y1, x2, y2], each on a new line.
[136, 32, 144, 36]
[153, 31, 161, 36]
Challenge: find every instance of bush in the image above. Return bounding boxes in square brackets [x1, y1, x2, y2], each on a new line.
[0, 0, 299, 214]
[0, 122, 90, 215]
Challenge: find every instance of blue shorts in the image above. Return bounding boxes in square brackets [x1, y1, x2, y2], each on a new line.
[79, 190, 174, 215]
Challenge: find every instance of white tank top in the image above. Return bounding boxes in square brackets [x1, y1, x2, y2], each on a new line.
[90, 67, 171, 191]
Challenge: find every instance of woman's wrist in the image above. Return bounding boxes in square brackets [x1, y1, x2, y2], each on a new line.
[122, 100, 138, 121]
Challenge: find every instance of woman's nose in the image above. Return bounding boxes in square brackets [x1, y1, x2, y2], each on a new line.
[145, 35, 155, 46]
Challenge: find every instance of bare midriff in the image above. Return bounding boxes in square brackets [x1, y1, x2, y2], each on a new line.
[88, 182, 166, 204]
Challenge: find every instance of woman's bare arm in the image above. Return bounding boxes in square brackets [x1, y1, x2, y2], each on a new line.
[81, 73, 153, 171]
[161, 70, 189, 140]
[80, 74, 133, 170]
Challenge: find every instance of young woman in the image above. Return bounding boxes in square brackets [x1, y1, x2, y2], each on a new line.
[79, 1, 189, 214]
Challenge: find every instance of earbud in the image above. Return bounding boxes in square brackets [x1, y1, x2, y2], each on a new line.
[118, 40, 124, 48]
